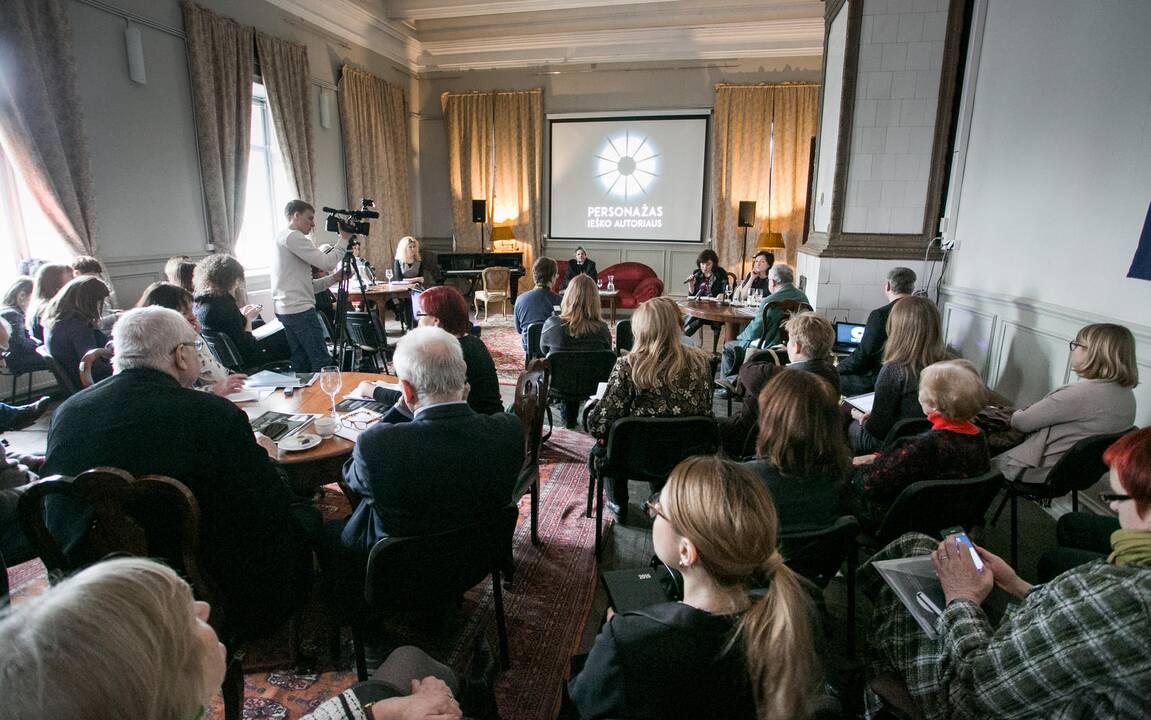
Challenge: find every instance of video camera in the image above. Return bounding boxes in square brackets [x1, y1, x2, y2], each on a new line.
[323, 198, 379, 236]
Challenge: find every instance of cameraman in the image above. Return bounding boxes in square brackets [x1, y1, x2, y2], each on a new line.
[272, 199, 348, 371]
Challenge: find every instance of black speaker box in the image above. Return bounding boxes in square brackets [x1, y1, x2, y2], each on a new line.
[737, 201, 756, 228]
[472, 199, 487, 223]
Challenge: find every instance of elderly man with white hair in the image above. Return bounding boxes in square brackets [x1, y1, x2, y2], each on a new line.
[337, 325, 524, 555]
[41, 306, 319, 639]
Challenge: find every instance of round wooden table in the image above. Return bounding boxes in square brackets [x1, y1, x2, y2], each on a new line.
[341, 281, 417, 304]
[677, 298, 757, 344]
[240, 371, 395, 488]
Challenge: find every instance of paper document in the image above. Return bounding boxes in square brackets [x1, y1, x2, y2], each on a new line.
[344, 381, 401, 400]
[845, 392, 875, 414]
[333, 408, 383, 441]
[873, 556, 947, 639]
[225, 389, 261, 403]
[252, 319, 284, 341]
[246, 370, 315, 388]
[590, 381, 608, 401]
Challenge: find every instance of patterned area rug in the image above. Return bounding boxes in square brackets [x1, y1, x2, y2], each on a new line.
[475, 315, 527, 385]
[5, 428, 604, 720]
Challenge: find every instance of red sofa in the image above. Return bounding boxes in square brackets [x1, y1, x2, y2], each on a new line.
[597, 262, 664, 309]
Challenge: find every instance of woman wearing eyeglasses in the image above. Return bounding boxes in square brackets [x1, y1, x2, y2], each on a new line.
[862, 426, 1151, 718]
[995, 323, 1138, 483]
[565, 455, 822, 720]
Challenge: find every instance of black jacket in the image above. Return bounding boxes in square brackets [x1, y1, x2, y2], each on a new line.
[1, 307, 46, 372]
[838, 298, 903, 380]
[688, 266, 729, 298]
[194, 293, 261, 368]
[42, 368, 317, 637]
[563, 259, 598, 289]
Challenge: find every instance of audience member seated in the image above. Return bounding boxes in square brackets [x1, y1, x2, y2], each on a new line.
[137, 281, 246, 397]
[338, 326, 523, 556]
[733, 250, 773, 302]
[543, 274, 612, 426]
[41, 307, 318, 637]
[720, 264, 810, 381]
[514, 256, 561, 351]
[563, 246, 599, 290]
[70, 254, 104, 279]
[850, 359, 990, 526]
[27, 262, 72, 341]
[744, 370, 849, 534]
[164, 254, 196, 292]
[682, 248, 729, 338]
[0, 319, 49, 430]
[0, 558, 466, 720]
[0, 445, 45, 564]
[995, 322, 1138, 483]
[847, 295, 946, 454]
[566, 455, 820, 720]
[392, 235, 424, 283]
[1, 276, 48, 373]
[192, 254, 281, 368]
[42, 275, 113, 389]
[861, 427, 1151, 718]
[587, 297, 713, 519]
[722, 312, 839, 456]
[838, 267, 915, 396]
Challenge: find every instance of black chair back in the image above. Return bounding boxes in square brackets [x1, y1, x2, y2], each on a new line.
[757, 299, 813, 347]
[615, 319, 633, 354]
[344, 312, 379, 350]
[513, 359, 550, 546]
[525, 322, 544, 363]
[881, 417, 934, 450]
[872, 468, 1004, 542]
[201, 330, 245, 372]
[1044, 429, 1133, 500]
[547, 349, 617, 401]
[602, 416, 721, 491]
[37, 345, 79, 396]
[780, 515, 860, 590]
[408, 288, 423, 328]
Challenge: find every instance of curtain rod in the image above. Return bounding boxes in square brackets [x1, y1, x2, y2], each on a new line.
[714, 82, 821, 88]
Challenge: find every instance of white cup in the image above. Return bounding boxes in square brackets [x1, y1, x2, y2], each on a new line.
[314, 416, 337, 438]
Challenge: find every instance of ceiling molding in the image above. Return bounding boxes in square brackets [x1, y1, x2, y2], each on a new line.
[386, 0, 667, 22]
[264, 0, 421, 70]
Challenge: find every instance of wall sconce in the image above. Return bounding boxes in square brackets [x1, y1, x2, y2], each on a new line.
[491, 226, 517, 253]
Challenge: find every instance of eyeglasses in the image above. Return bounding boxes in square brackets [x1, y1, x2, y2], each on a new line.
[175, 339, 204, 353]
[1099, 492, 1132, 504]
[643, 491, 669, 523]
[1069, 340, 1088, 352]
[342, 417, 376, 431]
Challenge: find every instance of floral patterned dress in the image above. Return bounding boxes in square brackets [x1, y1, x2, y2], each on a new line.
[586, 352, 714, 440]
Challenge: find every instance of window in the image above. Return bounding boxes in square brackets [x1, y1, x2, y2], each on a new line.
[235, 82, 294, 274]
[0, 142, 76, 290]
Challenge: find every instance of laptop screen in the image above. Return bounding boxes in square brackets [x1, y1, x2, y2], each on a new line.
[835, 322, 866, 347]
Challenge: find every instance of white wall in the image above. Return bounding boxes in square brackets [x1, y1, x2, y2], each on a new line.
[940, 0, 1151, 424]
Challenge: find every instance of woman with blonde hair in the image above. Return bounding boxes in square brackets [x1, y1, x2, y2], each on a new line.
[587, 296, 713, 518]
[848, 295, 946, 453]
[568, 455, 821, 719]
[27, 261, 73, 341]
[392, 236, 424, 283]
[542, 274, 612, 426]
[997, 322, 1138, 482]
[43, 275, 112, 389]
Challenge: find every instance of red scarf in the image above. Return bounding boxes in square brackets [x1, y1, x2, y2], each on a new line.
[928, 411, 980, 435]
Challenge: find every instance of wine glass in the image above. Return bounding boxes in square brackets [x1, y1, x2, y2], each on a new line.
[385, 268, 394, 283]
[319, 365, 342, 419]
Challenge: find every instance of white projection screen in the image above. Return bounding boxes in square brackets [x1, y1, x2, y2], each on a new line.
[549, 112, 709, 242]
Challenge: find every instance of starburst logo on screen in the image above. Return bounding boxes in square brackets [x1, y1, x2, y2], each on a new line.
[595, 131, 660, 201]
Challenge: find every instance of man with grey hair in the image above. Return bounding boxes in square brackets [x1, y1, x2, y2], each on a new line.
[719, 263, 811, 380]
[838, 266, 916, 395]
[337, 325, 523, 554]
[42, 306, 319, 638]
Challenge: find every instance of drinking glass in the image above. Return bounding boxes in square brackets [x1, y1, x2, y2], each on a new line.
[319, 365, 342, 419]
[385, 268, 394, 283]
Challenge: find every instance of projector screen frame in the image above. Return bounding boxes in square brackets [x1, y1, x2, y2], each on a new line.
[547, 110, 712, 245]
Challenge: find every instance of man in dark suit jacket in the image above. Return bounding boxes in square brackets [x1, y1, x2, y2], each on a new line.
[339, 325, 523, 555]
[562, 246, 598, 290]
[42, 307, 319, 639]
[838, 266, 916, 395]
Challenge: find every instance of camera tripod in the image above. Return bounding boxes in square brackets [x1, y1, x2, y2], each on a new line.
[329, 239, 390, 374]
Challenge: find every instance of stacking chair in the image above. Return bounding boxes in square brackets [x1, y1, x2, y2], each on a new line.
[880, 417, 934, 450]
[78, 347, 114, 388]
[18, 468, 247, 720]
[512, 359, 550, 546]
[754, 299, 812, 348]
[779, 516, 861, 656]
[344, 311, 388, 373]
[525, 322, 544, 365]
[473, 266, 511, 321]
[0, 365, 36, 404]
[202, 329, 293, 375]
[859, 468, 1005, 550]
[344, 505, 519, 680]
[588, 416, 721, 558]
[614, 319, 633, 355]
[545, 349, 616, 433]
[993, 429, 1132, 566]
[37, 345, 79, 396]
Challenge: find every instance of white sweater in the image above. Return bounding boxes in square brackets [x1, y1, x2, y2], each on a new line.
[271, 228, 346, 315]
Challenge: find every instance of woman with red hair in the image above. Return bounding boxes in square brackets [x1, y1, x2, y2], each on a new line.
[359, 285, 503, 415]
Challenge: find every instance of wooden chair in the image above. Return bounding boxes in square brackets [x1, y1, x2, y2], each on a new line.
[17, 468, 246, 720]
[79, 347, 114, 388]
[473, 266, 511, 321]
[512, 359, 550, 546]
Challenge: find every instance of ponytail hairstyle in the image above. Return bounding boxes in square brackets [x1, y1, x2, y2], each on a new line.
[662, 456, 821, 718]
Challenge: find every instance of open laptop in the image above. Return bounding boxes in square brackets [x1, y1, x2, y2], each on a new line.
[833, 321, 866, 354]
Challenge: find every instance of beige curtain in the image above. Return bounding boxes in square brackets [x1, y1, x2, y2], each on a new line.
[182, 1, 252, 256]
[492, 90, 543, 284]
[713, 83, 819, 273]
[0, 0, 97, 256]
[339, 66, 412, 267]
[256, 32, 315, 203]
[442, 92, 494, 252]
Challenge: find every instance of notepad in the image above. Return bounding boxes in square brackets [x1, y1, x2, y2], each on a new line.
[845, 392, 875, 414]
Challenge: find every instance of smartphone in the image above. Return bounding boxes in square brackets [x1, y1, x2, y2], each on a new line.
[945, 527, 985, 574]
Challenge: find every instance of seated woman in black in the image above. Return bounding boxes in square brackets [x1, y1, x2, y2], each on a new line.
[683, 248, 728, 338]
[543, 274, 612, 426]
[42, 275, 112, 389]
[566, 455, 820, 720]
[851, 359, 990, 527]
[745, 369, 849, 534]
[192, 254, 273, 369]
[1, 277, 47, 373]
[562, 246, 598, 290]
[27, 262, 72, 342]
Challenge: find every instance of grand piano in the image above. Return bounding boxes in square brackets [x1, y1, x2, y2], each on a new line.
[435, 252, 527, 303]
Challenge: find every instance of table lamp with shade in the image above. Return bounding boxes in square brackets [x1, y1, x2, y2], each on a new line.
[491, 225, 517, 253]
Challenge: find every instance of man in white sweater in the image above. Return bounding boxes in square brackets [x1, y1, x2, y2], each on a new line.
[271, 199, 350, 371]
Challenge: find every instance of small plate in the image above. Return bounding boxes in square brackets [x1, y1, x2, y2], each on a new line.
[278, 432, 321, 451]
